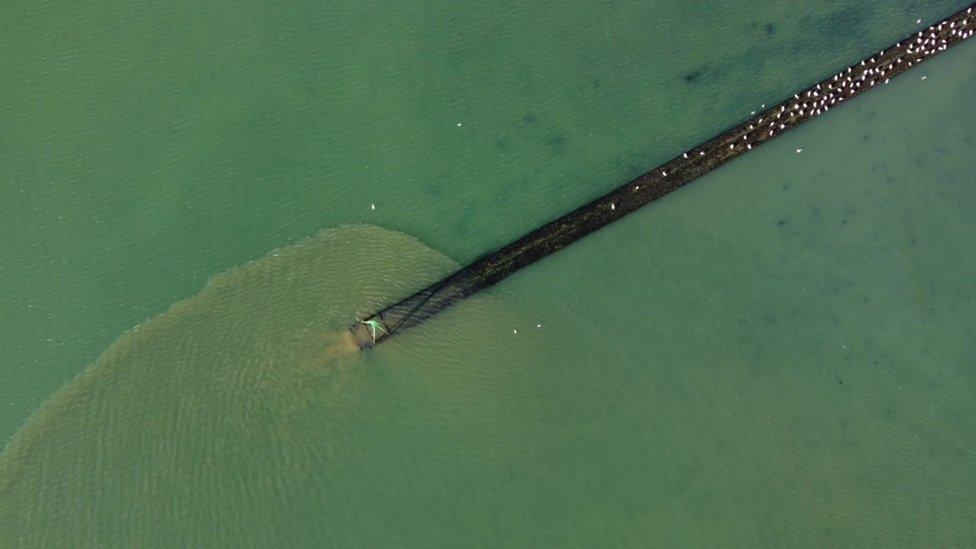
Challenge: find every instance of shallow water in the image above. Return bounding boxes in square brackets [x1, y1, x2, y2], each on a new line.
[2, 0, 975, 546]
[0, 225, 556, 546]
[1, 0, 967, 443]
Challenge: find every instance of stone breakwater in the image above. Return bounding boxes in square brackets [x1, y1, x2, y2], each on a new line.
[350, 4, 976, 350]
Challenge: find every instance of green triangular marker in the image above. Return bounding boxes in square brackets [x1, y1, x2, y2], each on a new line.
[360, 319, 388, 343]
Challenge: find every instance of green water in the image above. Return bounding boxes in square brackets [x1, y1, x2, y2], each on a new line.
[2, 0, 975, 546]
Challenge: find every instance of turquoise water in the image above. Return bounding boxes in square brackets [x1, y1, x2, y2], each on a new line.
[2, 0, 974, 546]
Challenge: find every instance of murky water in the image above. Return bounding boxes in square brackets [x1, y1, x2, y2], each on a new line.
[1, 0, 973, 546]
[0, 226, 559, 545]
